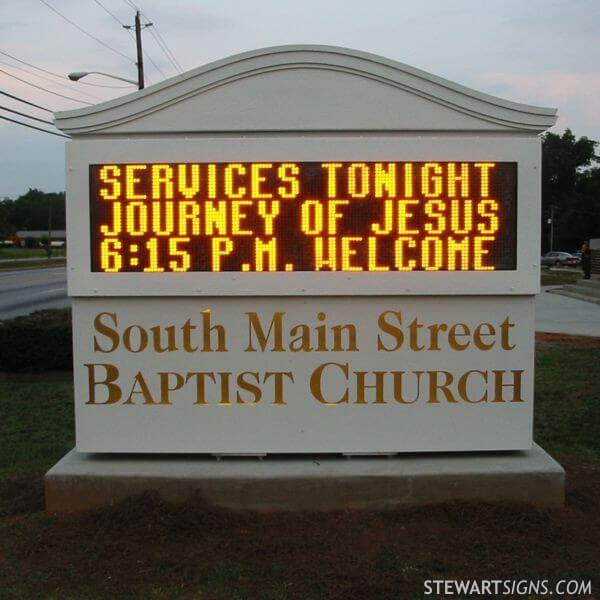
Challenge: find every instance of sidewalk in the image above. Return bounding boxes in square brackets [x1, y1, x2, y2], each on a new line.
[536, 286, 600, 337]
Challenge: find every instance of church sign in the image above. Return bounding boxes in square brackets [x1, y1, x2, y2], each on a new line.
[55, 45, 556, 454]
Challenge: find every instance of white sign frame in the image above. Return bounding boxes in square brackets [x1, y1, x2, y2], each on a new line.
[66, 134, 540, 297]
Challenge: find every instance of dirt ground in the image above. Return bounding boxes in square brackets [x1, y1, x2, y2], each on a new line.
[0, 456, 598, 599]
[536, 331, 600, 348]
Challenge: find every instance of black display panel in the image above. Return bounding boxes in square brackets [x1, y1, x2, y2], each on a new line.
[90, 161, 517, 272]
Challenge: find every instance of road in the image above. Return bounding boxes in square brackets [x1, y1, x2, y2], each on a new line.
[0, 267, 69, 320]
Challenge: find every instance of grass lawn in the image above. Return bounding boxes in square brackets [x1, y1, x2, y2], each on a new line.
[0, 337, 599, 598]
[0, 247, 67, 271]
[0, 258, 66, 271]
[0, 248, 66, 260]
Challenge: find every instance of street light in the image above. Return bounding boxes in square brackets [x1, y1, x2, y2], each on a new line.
[68, 71, 137, 86]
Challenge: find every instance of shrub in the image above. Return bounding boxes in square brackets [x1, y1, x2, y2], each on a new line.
[0, 308, 72, 371]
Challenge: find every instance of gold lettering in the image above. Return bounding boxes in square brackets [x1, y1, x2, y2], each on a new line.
[448, 323, 470, 350]
[355, 371, 387, 404]
[492, 370, 524, 402]
[93, 312, 119, 353]
[427, 371, 458, 403]
[377, 311, 404, 351]
[458, 370, 488, 403]
[201, 309, 227, 351]
[473, 323, 496, 350]
[85, 363, 121, 404]
[246, 312, 285, 352]
[158, 371, 184, 404]
[236, 371, 262, 405]
[310, 362, 349, 404]
[263, 371, 294, 405]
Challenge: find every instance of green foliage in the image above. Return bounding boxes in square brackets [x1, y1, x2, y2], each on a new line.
[541, 129, 600, 252]
[0, 189, 66, 237]
[0, 200, 13, 239]
[0, 309, 72, 372]
[22, 237, 39, 249]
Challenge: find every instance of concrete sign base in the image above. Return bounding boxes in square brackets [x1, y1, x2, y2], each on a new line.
[45, 445, 564, 513]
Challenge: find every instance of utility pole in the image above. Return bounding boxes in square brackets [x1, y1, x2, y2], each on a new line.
[124, 11, 152, 90]
[47, 199, 53, 259]
[548, 204, 557, 252]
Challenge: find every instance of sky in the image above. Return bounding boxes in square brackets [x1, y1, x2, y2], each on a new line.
[0, 0, 598, 198]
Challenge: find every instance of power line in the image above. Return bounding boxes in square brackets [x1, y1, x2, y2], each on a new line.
[120, 0, 181, 76]
[0, 59, 104, 102]
[0, 105, 54, 125]
[140, 47, 165, 81]
[38, 0, 136, 64]
[121, 18, 165, 81]
[137, 36, 166, 79]
[0, 115, 70, 138]
[0, 68, 93, 105]
[146, 25, 182, 74]
[0, 48, 131, 89]
[92, 1, 166, 81]
[149, 20, 183, 73]
[122, 0, 139, 10]
[0, 89, 53, 113]
[92, 0, 125, 27]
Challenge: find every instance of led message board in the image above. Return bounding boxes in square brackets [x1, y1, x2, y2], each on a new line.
[90, 161, 517, 273]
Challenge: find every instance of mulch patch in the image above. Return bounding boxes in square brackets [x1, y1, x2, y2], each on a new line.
[0, 455, 598, 598]
[536, 332, 600, 348]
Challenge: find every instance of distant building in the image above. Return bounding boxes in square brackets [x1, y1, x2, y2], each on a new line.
[14, 230, 66, 247]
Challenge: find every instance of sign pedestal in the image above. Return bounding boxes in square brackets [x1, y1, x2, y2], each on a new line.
[50, 46, 563, 513]
[46, 445, 564, 513]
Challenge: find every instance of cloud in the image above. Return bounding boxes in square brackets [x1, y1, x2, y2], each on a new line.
[477, 71, 600, 139]
[0, 20, 26, 30]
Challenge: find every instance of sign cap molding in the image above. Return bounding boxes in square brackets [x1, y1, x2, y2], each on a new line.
[54, 45, 557, 136]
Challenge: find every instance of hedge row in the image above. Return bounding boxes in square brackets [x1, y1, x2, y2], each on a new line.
[0, 308, 72, 371]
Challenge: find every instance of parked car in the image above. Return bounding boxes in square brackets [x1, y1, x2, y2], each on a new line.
[541, 251, 580, 267]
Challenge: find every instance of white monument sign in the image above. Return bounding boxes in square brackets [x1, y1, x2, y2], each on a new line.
[55, 46, 557, 454]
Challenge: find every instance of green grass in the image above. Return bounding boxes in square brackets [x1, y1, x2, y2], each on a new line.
[0, 257, 66, 270]
[0, 377, 74, 477]
[534, 344, 600, 460]
[0, 248, 66, 259]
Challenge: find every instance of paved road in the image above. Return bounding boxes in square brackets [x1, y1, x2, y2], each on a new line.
[0, 267, 69, 320]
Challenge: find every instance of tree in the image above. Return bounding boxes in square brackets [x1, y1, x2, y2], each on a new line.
[541, 129, 599, 251]
[7, 189, 65, 232]
[0, 199, 14, 239]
